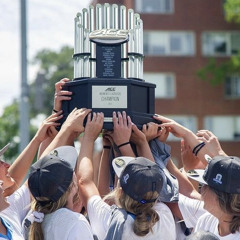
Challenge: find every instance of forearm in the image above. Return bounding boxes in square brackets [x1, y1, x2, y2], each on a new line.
[136, 141, 154, 161]
[97, 149, 111, 197]
[182, 131, 209, 164]
[167, 159, 201, 200]
[118, 144, 135, 157]
[8, 136, 41, 188]
[77, 136, 99, 206]
[40, 127, 76, 158]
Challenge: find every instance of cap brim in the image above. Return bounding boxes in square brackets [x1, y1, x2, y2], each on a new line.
[112, 156, 135, 178]
[49, 146, 78, 170]
[0, 143, 10, 157]
[187, 169, 208, 185]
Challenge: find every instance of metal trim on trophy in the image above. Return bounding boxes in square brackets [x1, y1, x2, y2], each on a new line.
[60, 3, 157, 129]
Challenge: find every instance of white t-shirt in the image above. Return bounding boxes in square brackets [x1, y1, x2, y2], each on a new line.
[0, 185, 31, 240]
[41, 208, 94, 240]
[178, 194, 240, 240]
[87, 195, 176, 240]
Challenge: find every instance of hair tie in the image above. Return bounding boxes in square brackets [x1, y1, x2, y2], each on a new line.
[33, 211, 44, 223]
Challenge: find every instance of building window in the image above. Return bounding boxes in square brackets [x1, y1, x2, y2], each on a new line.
[202, 32, 240, 56]
[204, 116, 240, 141]
[165, 115, 197, 141]
[144, 72, 176, 98]
[144, 31, 195, 56]
[135, 0, 174, 14]
[225, 75, 240, 98]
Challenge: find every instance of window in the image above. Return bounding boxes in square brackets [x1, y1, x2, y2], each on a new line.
[144, 31, 195, 56]
[144, 72, 176, 98]
[135, 0, 174, 14]
[225, 75, 240, 98]
[165, 115, 197, 141]
[204, 116, 240, 141]
[202, 32, 240, 56]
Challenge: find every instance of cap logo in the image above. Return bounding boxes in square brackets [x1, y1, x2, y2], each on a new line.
[213, 174, 222, 184]
[122, 174, 129, 184]
[50, 150, 58, 157]
[114, 158, 126, 168]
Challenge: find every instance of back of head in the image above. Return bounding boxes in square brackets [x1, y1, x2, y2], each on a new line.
[113, 157, 164, 237]
[28, 153, 74, 240]
[185, 231, 220, 240]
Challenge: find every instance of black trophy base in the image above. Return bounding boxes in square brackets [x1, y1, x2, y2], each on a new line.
[60, 78, 159, 130]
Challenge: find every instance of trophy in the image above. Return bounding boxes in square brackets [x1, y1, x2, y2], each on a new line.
[61, 3, 157, 129]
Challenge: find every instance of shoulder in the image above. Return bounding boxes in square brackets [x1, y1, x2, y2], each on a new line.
[87, 195, 111, 212]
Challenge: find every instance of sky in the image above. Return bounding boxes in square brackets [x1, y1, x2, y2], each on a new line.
[0, 0, 91, 115]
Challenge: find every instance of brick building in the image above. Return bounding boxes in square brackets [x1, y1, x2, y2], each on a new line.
[93, 0, 240, 162]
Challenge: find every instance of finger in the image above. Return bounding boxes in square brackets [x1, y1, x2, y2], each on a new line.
[56, 90, 72, 96]
[117, 111, 123, 126]
[122, 111, 127, 126]
[113, 111, 118, 126]
[86, 113, 92, 123]
[196, 132, 210, 140]
[196, 136, 207, 143]
[91, 112, 97, 122]
[142, 124, 147, 133]
[127, 115, 132, 128]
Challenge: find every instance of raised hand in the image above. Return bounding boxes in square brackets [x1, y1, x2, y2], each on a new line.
[153, 114, 190, 138]
[112, 111, 132, 146]
[62, 108, 92, 134]
[196, 130, 227, 157]
[34, 111, 63, 143]
[84, 112, 104, 142]
[54, 78, 72, 112]
[142, 122, 160, 142]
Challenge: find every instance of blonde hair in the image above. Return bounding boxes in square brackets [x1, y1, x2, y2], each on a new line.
[210, 187, 240, 234]
[28, 182, 74, 240]
[104, 186, 159, 237]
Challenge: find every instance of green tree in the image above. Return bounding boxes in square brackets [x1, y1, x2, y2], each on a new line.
[0, 45, 74, 160]
[197, 0, 240, 85]
[30, 45, 74, 116]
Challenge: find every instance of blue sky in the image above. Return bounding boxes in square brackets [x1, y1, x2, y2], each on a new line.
[0, 0, 91, 115]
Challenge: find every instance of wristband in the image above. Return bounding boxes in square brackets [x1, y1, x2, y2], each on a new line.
[192, 142, 205, 156]
[117, 141, 130, 149]
[103, 146, 111, 149]
[52, 109, 58, 113]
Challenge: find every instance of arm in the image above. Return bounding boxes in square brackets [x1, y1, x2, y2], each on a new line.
[4, 112, 62, 196]
[130, 124, 154, 161]
[111, 111, 135, 157]
[38, 78, 72, 157]
[166, 159, 201, 200]
[77, 112, 104, 208]
[97, 133, 112, 197]
[154, 115, 209, 164]
[196, 130, 227, 157]
[40, 108, 91, 158]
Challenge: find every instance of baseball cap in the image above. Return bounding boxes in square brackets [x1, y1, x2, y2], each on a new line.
[0, 143, 10, 158]
[48, 146, 78, 170]
[112, 156, 164, 204]
[188, 155, 240, 194]
[28, 155, 73, 202]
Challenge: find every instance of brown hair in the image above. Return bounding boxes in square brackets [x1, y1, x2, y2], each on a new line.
[210, 186, 240, 234]
[104, 186, 159, 237]
[28, 182, 74, 240]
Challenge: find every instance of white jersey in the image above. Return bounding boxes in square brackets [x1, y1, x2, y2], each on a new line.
[179, 194, 240, 240]
[87, 195, 176, 240]
[0, 185, 31, 240]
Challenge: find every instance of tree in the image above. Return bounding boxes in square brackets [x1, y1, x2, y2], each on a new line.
[30, 45, 74, 116]
[1, 45, 74, 160]
[197, 0, 240, 85]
